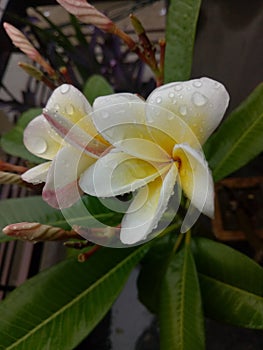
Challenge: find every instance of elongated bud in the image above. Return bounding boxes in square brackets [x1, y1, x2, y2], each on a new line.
[0, 171, 24, 186]
[19, 62, 43, 81]
[3, 222, 80, 242]
[56, 0, 115, 32]
[3, 22, 56, 76]
[19, 62, 57, 90]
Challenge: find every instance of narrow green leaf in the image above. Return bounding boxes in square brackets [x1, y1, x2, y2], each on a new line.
[159, 240, 205, 350]
[192, 237, 263, 328]
[1, 108, 43, 163]
[164, 0, 201, 82]
[0, 245, 149, 349]
[204, 83, 263, 181]
[83, 75, 114, 104]
[137, 233, 176, 313]
[199, 274, 263, 329]
[192, 237, 263, 296]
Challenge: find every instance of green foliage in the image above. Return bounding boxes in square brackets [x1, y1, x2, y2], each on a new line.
[0, 245, 149, 349]
[159, 237, 205, 350]
[1, 108, 43, 163]
[204, 83, 263, 182]
[192, 237, 263, 328]
[0, 196, 69, 242]
[164, 0, 202, 82]
[83, 75, 114, 105]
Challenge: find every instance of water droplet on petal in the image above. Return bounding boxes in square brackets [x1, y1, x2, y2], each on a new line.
[179, 105, 187, 116]
[65, 104, 74, 115]
[168, 114, 174, 120]
[213, 82, 220, 89]
[28, 137, 48, 154]
[155, 96, 162, 104]
[60, 85, 70, 94]
[193, 80, 202, 88]
[174, 84, 182, 91]
[192, 92, 207, 107]
[168, 92, 175, 99]
[54, 103, 60, 112]
[102, 111, 109, 119]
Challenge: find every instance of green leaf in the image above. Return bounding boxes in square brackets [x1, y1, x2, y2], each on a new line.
[159, 238, 205, 350]
[199, 274, 263, 329]
[204, 83, 263, 181]
[192, 237, 263, 328]
[164, 0, 202, 82]
[83, 75, 114, 104]
[0, 245, 149, 349]
[1, 108, 43, 163]
[137, 232, 177, 313]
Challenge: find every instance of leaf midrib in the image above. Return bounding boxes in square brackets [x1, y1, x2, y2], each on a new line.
[213, 112, 263, 180]
[7, 247, 146, 349]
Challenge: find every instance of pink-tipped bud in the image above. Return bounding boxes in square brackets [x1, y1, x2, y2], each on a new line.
[3, 22, 55, 76]
[3, 222, 79, 242]
[56, 0, 115, 32]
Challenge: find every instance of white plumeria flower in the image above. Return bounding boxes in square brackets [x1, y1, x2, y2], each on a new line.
[79, 77, 229, 245]
[22, 84, 108, 208]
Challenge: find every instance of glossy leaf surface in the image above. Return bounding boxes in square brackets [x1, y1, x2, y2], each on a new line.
[1, 108, 43, 163]
[193, 237, 263, 328]
[159, 239, 205, 350]
[164, 0, 201, 82]
[204, 83, 263, 181]
[83, 74, 114, 104]
[0, 245, 148, 349]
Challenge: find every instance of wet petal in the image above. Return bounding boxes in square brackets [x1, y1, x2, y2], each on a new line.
[23, 115, 62, 160]
[46, 84, 99, 137]
[120, 164, 178, 245]
[79, 150, 169, 198]
[173, 143, 214, 218]
[147, 77, 229, 144]
[22, 161, 51, 184]
[92, 95, 155, 146]
[43, 109, 107, 158]
[42, 146, 95, 208]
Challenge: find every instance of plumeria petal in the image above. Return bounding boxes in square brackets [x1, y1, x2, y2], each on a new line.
[21, 161, 51, 184]
[173, 143, 214, 218]
[120, 164, 178, 245]
[145, 103, 200, 153]
[79, 150, 169, 198]
[93, 96, 170, 160]
[147, 77, 229, 144]
[23, 115, 62, 160]
[43, 146, 95, 208]
[43, 109, 107, 158]
[46, 84, 101, 139]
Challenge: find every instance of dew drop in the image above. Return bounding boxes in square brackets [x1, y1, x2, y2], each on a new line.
[60, 85, 70, 94]
[174, 84, 182, 91]
[213, 82, 220, 89]
[193, 80, 202, 88]
[192, 92, 207, 107]
[65, 104, 74, 115]
[179, 105, 187, 116]
[155, 96, 162, 104]
[102, 111, 109, 119]
[28, 137, 48, 154]
[54, 103, 60, 112]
